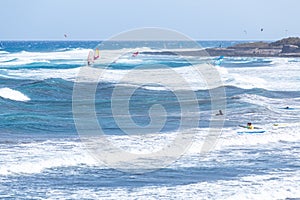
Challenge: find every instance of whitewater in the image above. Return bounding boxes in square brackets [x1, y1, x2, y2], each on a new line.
[0, 41, 299, 199]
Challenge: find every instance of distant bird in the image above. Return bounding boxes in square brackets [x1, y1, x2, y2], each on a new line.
[64, 34, 68, 38]
[260, 28, 264, 32]
[244, 30, 248, 35]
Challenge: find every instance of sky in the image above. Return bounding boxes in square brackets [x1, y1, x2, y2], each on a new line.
[1, 0, 300, 40]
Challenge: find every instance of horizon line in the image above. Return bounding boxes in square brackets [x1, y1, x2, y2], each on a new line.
[0, 38, 282, 42]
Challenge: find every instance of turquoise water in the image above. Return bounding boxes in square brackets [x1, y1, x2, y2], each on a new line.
[0, 41, 299, 199]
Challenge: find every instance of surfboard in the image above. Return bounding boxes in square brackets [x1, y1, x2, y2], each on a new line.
[279, 107, 296, 110]
[272, 122, 300, 128]
[238, 125, 261, 129]
[237, 125, 265, 134]
[273, 123, 288, 127]
[237, 130, 266, 134]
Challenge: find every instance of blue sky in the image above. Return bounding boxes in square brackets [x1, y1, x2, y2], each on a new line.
[1, 0, 299, 40]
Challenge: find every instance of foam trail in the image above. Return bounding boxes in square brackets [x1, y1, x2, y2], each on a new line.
[1, 68, 80, 81]
[0, 49, 90, 67]
[0, 140, 99, 176]
[0, 87, 30, 101]
[222, 60, 300, 91]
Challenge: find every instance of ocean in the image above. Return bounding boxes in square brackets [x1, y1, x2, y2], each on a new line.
[0, 40, 299, 199]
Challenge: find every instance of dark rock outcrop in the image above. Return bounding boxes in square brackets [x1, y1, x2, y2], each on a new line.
[142, 37, 300, 57]
[269, 37, 300, 47]
[206, 37, 300, 57]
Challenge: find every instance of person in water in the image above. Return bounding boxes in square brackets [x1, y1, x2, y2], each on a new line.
[246, 122, 254, 129]
[216, 110, 223, 116]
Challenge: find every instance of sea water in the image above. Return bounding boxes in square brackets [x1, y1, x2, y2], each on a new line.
[0, 41, 299, 199]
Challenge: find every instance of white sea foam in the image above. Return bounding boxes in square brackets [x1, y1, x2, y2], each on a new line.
[214, 124, 300, 149]
[0, 140, 98, 176]
[0, 87, 30, 101]
[75, 63, 223, 91]
[57, 173, 299, 200]
[1, 48, 299, 92]
[0, 68, 80, 81]
[1, 121, 298, 177]
[236, 94, 300, 110]
[20, 158, 300, 200]
[221, 58, 300, 91]
[1, 124, 299, 200]
[79, 55, 300, 91]
[0, 49, 90, 67]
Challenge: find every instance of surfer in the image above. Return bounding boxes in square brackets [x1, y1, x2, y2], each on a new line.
[87, 50, 94, 66]
[87, 48, 100, 66]
[214, 56, 224, 66]
[246, 122, 254, 129]
[216, 110, 223, 116]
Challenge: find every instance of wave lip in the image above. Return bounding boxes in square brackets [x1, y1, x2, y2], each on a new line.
[0, 87, 30, 102]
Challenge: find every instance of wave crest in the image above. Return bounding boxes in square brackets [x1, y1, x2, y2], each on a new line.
[0, 87, 30, 101]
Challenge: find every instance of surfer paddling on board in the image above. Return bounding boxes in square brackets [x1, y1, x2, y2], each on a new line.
[239, 122, 255, 129]
[246, 122, 254, 129]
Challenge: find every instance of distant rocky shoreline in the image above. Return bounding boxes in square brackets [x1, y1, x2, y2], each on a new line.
[206, 37, 300, 57]
[143, 37, 300, 57]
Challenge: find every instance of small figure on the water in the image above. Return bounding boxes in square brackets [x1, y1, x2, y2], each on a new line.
[132, 51, 139, 57]
[216, 110, 223, 116]
[87, 60, 92, 66]
[284, 106, 290, 109]
[246, 122, 254, 129]
[87, 50, 95, 66]
[214, 56, 224, 66]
